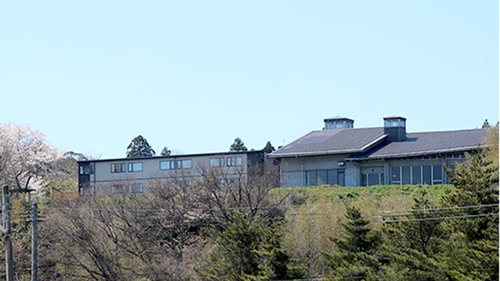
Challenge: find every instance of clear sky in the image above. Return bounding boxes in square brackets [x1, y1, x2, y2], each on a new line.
[0, 1, 498, 159]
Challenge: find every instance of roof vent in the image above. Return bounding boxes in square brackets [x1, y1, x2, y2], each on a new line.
[383, 116, 406, 142]
[324, 116, 354, 130]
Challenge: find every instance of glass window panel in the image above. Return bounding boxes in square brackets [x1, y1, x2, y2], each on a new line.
[183, 160, 192, 169]
[361, 174, 368, 186]
[412, 166, 421, 184]
[391, 167, 401, 184]
[306, 171, 316, 186]
[317, 170, 327, 185]
[160, 161, 174, 170]
[338, 170, 345, 186]
[327, 170, 338, 185]
[422, 166, 432, 185]
[128, 162, 143, 172]
[368, 173, 380, 186]
[402, 166, 411, 184]
[433, 165, 443, 183]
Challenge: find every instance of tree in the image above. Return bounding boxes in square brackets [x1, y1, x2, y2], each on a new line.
[262, 141, 275, 153]
[322, 206, 383, 281]
[0, 123, 60, 195]
[230, 137, 248, 152]
[439, 148, 499, 280]
[381, 188, 446, 281]
[197, 212, 306, 281]
[160, 146, 171, 156]
[126, 135, 155, 158]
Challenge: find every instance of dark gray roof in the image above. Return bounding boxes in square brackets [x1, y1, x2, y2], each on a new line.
[351, 129, 488, 160]
[269, 127, 488, 159]
[269, 127, 387, 158]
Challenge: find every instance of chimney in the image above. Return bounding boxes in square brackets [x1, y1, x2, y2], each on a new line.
[383, 116, 406, 141]
[324, 116, 354, 130]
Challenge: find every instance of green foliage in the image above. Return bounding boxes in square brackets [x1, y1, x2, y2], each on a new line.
[229, 137, 248, 152]
[261, 141, 275, 153]
[126, 135, 156, 158]
[322, 206, 383, 281]
[160, 146, 171, 156]
[382, 188, 447, 281]
[198, 212, 306, 281]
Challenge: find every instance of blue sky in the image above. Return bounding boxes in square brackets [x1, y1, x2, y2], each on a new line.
[0, 1, 498, 159]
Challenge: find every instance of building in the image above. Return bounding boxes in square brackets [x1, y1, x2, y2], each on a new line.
[268, 116, 489, 187]
[78, 150, 268, 196]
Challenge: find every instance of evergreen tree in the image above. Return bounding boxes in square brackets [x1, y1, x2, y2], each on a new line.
[439, 148, 499, 280]
[382, 188, 447, 281]
[197, 213, 306, 281]
[160, 146, 171, 156]
[126, 135, 155, 158]
[262, 141, 275, 153]
[322, 206, 383, 281]
[230, 137, 248, 152]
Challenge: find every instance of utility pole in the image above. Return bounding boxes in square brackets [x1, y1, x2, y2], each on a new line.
[31, 202, 38, 281]
[2, 186, 14, 281]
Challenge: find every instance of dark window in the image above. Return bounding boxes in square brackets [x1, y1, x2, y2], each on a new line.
[422, 166, 432, 185]
[412, 166, 421, 184]
[338, 170, 345, 186]
[306, 171, 316, 186]
[433, 165, 443, 184]
[111, 163, 126, 173]
[402, 166, 411, 184]
[317, 170, 327, 185]
[328, 170, 338, 185]
[391, 167, 401, 184]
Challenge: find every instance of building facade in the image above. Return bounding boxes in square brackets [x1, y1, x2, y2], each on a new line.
[78, 150, 267, 196]
[269, 116, 488, 187]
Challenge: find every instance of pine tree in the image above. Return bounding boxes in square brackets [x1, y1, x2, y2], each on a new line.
[322, 206, 383, 281]
[160, 146, 171, 156]
[382, 188, 446, 281]
[230, 137, 248, 152]
[262, 141, 275, 153]
[439, 148, 499, 280]
[126, 135, 155, 158]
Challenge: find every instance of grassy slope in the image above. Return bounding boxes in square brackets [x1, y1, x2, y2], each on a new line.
[272, 184, 454, 277]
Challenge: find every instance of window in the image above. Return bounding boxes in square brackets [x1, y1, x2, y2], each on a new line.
[111, 163, 126, 173]
[412, 166, 422, 184]
[79, 165, 94, 175]
[210, 157, 225, 167]
[177, 159, 192, 169]
[111, 184, 126, 194]
[306, 169, 345, 186]
[391, 167, 401, 184]
[422, 166, 432, 184]
[402, 166, 411, 184]
[130, 183, 144, 193]
[128, 162, 143, 172]
[160, 160, 175, 170]
[227, 156, 242, 166]
[432, 165, 443, 184]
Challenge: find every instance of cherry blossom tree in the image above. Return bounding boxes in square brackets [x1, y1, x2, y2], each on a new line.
[0, 123, 60, 196]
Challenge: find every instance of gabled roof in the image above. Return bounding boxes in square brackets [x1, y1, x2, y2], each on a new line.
[268, 127, 488, 159]
[349, 129, 488, 160]
[268, 127, 387, 158]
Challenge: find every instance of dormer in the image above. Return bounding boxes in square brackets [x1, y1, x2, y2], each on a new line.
[324, 116, 354, 130]
[384, 116, 406, 142]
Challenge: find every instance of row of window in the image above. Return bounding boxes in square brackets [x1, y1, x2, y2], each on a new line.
[108, 157, 242, 174]
[306, 169, 345, 186]
[391, 165, 446, 185]
[111, 162, 143, 173]
[360, 165, 449, 186]
[209, 156, 243, 167]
